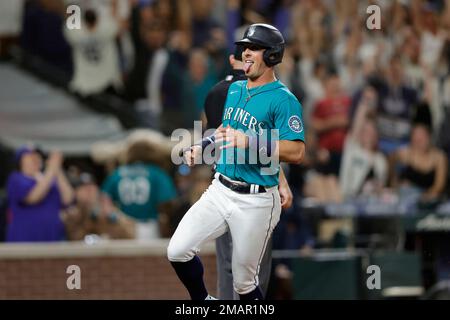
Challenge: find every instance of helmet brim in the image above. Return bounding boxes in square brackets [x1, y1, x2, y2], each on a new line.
[235, 38, 270, 48]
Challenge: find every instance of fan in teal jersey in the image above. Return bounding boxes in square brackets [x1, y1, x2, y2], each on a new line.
[102, 140, 177, 239]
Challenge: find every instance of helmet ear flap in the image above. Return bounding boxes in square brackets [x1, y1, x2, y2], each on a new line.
[263, 46, 284, 67]
[234, 44, 244, 61]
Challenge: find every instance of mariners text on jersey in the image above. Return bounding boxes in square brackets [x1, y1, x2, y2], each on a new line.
[216, 79, 305, 187]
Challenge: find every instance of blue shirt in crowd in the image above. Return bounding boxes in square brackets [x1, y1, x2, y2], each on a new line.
[6, 172, 66, 242]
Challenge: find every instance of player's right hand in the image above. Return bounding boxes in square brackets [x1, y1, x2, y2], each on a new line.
[184, 145, 202, 167]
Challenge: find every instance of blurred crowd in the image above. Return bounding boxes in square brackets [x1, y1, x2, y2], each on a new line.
[0, 0, 450, 285]
[12, 0, 450, 197]
[1, 131, 213, 243]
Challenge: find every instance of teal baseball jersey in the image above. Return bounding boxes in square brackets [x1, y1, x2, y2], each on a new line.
[102, 163, 177, 222]
[215, 79, 305, 187]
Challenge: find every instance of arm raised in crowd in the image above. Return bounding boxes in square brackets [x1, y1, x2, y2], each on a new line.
[24, 152, 62, 205]
[349, 87, 378, 140]
[56, 170, 75, 206]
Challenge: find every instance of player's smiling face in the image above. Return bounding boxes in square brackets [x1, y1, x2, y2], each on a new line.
[242, 44, 269, 81]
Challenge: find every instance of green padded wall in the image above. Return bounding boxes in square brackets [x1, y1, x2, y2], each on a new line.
[292, 256, 362, 300]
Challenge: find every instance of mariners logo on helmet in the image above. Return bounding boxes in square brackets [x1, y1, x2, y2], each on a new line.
[248, 25, 256, 37]
[288, 115, 303, 133]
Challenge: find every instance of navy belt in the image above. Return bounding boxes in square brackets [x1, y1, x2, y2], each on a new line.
[218, 174, 266, 194]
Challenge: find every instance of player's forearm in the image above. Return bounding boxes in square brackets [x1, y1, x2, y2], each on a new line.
[246, 137, 304, 164]
[276, 140, 305, 164]
[179, 135, 216, 157]
[279, 166, 288, 187]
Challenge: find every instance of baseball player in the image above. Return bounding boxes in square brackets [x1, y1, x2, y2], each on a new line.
[167, 24, 305, 300]
[203, 51, 293, 299]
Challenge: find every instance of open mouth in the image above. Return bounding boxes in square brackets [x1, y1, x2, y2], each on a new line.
[244, 60, 254, 73]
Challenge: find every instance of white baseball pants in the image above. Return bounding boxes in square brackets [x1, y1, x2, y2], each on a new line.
[167, 174, 281, 295]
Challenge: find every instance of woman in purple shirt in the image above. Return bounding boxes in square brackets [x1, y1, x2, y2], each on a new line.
[6, 145, 74, 242]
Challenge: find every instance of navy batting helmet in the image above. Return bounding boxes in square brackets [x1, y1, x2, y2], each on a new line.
[235, 23, 285, 67]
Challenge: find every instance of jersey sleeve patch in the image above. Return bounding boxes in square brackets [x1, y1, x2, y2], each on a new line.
[288, 115, 303, 133]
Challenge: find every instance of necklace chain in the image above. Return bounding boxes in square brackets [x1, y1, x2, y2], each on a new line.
[246, 84, 263, 101]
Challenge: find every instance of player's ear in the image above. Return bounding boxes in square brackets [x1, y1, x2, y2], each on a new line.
[229, 54, 235, 65]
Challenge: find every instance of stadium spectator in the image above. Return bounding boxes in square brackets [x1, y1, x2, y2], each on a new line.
[189, 0, 224, 50]
[180, 48, 218, 128]
[6, 145, 74, 242]
[372, 56, 419, 154]
[159, 30, 192, 133]
[415, 2, 446, 72]
[333, 21, 368, 97]
[298, 57, 327, 124]
[62, 172, 135, 240]
[121, 1, 145, 101]
[308, 73, 351, 203]
[339, 87, 388, 199]
[101, 139, 177, 239]
[423, 40, 450, 136]
[125, 16, 170, 129]
[0, 0, 24, 59]
[276, 46, 303, 100]
[390, 121, 448, 203]
[291, 0, 328, 61]
[400, 29, 423, 92]
[193, 4, 227, 79]
[21, 0, 73, 75]
[124, 2, 169, 100]
[64, 3, 123, 96]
